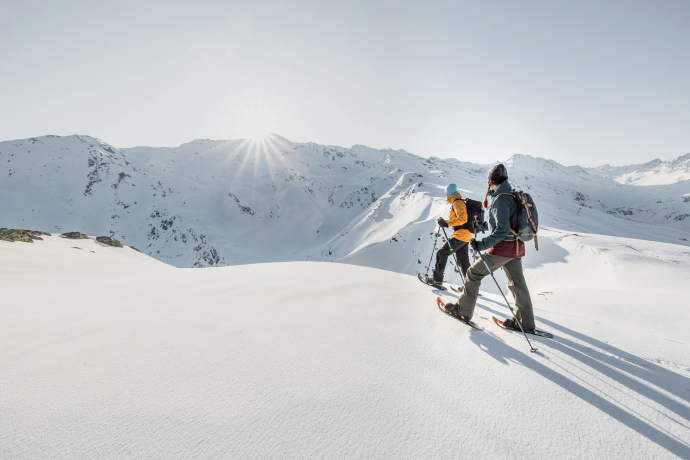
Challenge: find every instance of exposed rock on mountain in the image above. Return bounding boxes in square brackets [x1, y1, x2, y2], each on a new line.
[96, 236, 123, 247]
[0, 228, 49, 243]
[61, 232, 89, 239]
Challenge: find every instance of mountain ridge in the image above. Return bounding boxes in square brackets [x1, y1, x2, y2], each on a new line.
[584, 153, 690, 185]
[1, 134, 689, 272]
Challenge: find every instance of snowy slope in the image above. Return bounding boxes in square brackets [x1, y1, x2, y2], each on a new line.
[1, 234, 689, 459]
[310, 155, 690, 286]
[586, 153, 690, 185]
[1, 135, 481, 267]
[2, 135, 690, 274]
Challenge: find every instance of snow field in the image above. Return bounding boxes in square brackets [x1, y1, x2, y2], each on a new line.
[1, 235, 690, 458]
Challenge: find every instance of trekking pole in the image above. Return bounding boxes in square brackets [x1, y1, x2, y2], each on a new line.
[477, 251, 538, 353]
[440, 227, 466, 286]
[471, 217, 481, 263]
[424, 225, 440, 279]
[472, 229, 478, 262]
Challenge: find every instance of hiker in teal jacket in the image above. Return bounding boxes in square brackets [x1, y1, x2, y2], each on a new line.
[445, 164, 535, 332]
[474, 179, 525, 258]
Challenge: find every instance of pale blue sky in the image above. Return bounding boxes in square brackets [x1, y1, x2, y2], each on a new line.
[1, 0, 688, 166]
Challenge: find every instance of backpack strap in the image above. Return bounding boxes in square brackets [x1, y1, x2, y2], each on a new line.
[494, 191, 519, 213]
[450, 198, 469, 231]
[454, 198, 468, 230]
[494, 192, 515, 199]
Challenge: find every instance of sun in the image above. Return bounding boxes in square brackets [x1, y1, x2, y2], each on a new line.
[242, 112, 274, 141]
[233, 94, 285, 144]
[246, 124, 271, 141]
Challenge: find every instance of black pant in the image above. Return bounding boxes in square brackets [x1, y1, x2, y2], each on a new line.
[433, 238, 470, 282]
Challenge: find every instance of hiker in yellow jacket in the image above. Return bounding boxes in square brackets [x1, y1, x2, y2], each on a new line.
[432, 183, 472, 284]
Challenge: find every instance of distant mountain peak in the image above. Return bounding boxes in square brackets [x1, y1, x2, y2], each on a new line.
[586, 153, 690, 185]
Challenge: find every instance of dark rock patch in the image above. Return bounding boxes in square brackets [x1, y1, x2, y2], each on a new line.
[129, 246, 142, 253]
[96, 236, 123, 248]
[61, 232, 89, 239]
[0, 228, 49, 243]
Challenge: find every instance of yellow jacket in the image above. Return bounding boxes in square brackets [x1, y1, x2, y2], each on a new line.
[445, 193, 472, 242]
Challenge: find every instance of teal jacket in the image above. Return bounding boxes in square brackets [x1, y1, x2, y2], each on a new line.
[477, 180, 518, 251]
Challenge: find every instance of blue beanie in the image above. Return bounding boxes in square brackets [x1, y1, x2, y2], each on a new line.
[445, 183, 457, 195]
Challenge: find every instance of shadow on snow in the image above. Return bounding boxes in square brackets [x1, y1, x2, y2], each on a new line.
[471, 300, 690, 458]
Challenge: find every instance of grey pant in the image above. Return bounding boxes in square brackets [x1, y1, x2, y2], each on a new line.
[456, 252, 535, 330]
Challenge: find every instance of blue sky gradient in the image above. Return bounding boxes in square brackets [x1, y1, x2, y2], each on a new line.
[1, 0, 688, 166]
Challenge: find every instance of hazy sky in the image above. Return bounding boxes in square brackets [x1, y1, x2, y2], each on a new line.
[1, 0, 689, 166]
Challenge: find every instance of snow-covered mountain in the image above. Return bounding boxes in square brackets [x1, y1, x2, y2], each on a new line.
[0, 134, 480, 267]
[1, 135, 689, 275]
[586, 153, 690, 185]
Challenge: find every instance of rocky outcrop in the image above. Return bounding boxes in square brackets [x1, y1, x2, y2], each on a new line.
[96, 236, 123, 247]
[61, 232, 89, 239]
[0, 228, 50, 243]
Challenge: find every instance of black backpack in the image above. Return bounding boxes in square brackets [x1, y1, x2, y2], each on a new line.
[452, 198, 485, 234]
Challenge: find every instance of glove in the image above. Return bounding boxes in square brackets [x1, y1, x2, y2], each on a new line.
[470, 238, 480, 252]
[437, 217, 449, 228]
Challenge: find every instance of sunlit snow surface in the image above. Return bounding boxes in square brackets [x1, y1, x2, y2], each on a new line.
[1, 234, 689, 459]
[2, 134, 690, 457]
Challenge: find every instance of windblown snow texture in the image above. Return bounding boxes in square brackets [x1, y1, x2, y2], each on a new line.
[1, 235, 689, 459]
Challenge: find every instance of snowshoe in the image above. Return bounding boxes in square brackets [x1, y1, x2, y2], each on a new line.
[502, 317, 534, 333]
[436, 297, 483, 330]
[492, 317, 553, 338]
[418, 273, 447, 291]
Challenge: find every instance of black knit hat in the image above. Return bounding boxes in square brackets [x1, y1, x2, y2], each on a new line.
[488, 163, 508, 184]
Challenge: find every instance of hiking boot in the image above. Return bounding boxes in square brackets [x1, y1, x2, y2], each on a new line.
[503, 317, 534, 333]
[446, 303, 471, 322]
[503, 317, 516, 330]
[457, 314, 472, 323]
[426, 277, 443, 286]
